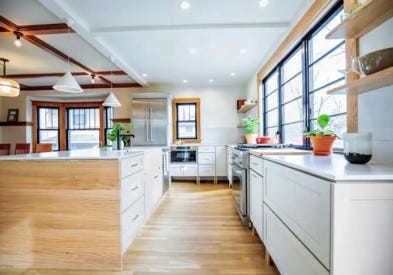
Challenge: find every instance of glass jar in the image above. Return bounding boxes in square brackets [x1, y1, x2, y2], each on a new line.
[343, 132, 372, 164]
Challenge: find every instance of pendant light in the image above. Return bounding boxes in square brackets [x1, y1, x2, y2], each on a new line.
[0, 58, 20, 97]
[103, 67, 121, 107]
[53, 21, 83, 93]
[13, 31, 23, 47]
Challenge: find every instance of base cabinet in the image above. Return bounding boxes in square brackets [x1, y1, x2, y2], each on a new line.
[249, 155, 263, 238]
[264, 205, 329, 275]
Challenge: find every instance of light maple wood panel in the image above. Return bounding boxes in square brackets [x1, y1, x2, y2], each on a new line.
[1, 181, 280, 274]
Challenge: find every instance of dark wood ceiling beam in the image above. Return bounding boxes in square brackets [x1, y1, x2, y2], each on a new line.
[17, 23, 73, 35]
[0, 16, 18, 32]
[7, 71, 126, 78]
[21, 82, 141, 91]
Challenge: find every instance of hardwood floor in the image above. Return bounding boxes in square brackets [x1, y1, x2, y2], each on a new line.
[0, 181, 279, 275]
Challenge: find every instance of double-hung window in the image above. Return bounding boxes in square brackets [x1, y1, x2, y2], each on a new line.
[67, 107, 100, 150]
[37, 107, 60, 151]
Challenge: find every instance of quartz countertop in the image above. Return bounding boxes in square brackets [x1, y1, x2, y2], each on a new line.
[0, 148, 144, 160]
[263, 154, 393, 182]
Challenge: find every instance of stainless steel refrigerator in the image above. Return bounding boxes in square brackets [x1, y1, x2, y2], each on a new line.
[131, 93, 172, 146]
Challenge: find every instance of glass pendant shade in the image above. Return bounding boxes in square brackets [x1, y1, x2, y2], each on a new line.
[53, 71, 83, 93]
[103, 92, 121, 107]
[0, 77, 20, 97]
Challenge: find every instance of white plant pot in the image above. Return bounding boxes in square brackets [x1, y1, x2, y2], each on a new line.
[245, 134, 258, 144]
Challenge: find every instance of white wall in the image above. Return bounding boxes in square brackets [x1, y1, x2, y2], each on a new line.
[358, 18, 393, 163]
[167, 85, 247, 144]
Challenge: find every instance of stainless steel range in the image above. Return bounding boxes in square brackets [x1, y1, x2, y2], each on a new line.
[231, 144, 283, 222]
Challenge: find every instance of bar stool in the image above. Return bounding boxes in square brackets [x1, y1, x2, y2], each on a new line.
[35, 143, 52, 153]
[0, 143, 11, 155]
[15, 143, 31, 154]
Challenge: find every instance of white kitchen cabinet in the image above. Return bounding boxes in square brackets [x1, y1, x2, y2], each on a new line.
[249, 169, 263, 238]
[264, 205, 329, 275]
[264, 159, 331, 268]
[170, 164, 198, 177]
[198, 146, 215, 178]
[226, 146, 233, 185]
[143, 148, 163, 220]
[215, 145, 227, 178]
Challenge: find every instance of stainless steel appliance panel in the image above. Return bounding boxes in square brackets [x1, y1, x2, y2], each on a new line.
[162, 147, 170, 194]
[132, 98, 168, 146]
[232, 162, 247, 217]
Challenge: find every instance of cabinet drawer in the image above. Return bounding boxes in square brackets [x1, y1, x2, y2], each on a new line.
[198, 153, 215, 164]
[121, 196, 144, 253]
[264, 205, 329, 275]
[198, 165, 215, 176]
[264, 160, 331, 268]
[121, 155, 143, 178]
[198, 146, 215, 153]
[249, 155, 263, 175]
[183, 165, 198, 176]
[121, 170, 144, 212]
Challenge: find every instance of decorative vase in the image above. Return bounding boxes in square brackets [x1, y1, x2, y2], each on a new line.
[245, 134, 258, 144]
[310, 136, 336, 156]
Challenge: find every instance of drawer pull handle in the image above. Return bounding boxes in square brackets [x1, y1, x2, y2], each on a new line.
[131, 186, 139, 191]
[131, 163, 138, 167]
[154, 175, 158, 179]
[132, 214, 139, 221]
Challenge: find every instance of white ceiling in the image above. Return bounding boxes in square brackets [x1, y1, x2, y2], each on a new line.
[0, 0, 314, 89]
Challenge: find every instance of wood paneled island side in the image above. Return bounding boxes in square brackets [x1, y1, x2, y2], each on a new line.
[0, 149, 144, 270]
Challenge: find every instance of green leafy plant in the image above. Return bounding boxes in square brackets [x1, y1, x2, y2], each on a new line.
[242, 117, 259, 134]
[305, 114, 339, 138]
[107, 123, 122, 142]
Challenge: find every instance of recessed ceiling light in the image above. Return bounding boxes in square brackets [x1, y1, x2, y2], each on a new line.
[180, 1, 190, 10]
[209, 79, 214, 83]
[189, 48, 198, 55]
[183, 79, 188, 83]
[142, 73, 148, 77]
[240, 48, 248, 55]
[230, 72, 236, 77]
[258, 0, 269, 7]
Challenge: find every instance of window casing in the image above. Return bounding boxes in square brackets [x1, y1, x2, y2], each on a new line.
[172, 98, 201, 143]
[262, 2, 346, 150]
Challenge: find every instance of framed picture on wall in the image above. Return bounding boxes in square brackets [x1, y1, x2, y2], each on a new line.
[7, 109, 19, 122]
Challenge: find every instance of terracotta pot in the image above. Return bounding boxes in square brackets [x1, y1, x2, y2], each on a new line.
[245, 134, 258, 144]
[310, 136, 336, 156]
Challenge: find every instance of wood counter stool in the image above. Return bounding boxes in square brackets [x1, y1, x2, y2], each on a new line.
[0, 143, 11, 155]
[35, 143, 52, 153]
[15, 143, 31, 154]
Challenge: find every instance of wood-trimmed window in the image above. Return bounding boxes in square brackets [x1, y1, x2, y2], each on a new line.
[32, 101, 111, 151]
[172, 98, 201, 143]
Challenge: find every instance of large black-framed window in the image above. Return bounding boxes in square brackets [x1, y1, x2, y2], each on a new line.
[104, 107, 114, 145]
[262, 1, 345, 149]
[176, 103, 197, 139]
[37, 107, 60, 151]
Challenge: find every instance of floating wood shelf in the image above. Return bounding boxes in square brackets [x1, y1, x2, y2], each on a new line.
[237, 103, 257, 113]
[0, 121, 33, 126]
[111, 118, 131, 123]
[327, 67, 393, 95]
[326, 0, 393, 39]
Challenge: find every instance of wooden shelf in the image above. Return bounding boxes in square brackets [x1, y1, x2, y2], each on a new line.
[0, 121, 33, 126]
[327, 67, 393, 95]
[326, 0, 393, 39]
[237, 103, 257, 113]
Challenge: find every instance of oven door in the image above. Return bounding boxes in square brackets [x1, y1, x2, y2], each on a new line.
[231, 163, 247, 217]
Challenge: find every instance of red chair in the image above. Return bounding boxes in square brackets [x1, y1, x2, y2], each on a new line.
[0, 143, 11, 155]
[35, 143, 52, 153]
[15, 143, 31, 155]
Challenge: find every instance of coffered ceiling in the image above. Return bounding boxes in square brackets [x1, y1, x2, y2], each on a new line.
[0, 0, 313, 92]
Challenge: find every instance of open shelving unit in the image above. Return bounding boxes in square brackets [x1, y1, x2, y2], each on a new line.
[237, 103, 256, 113]
[325, 0, 393, 97]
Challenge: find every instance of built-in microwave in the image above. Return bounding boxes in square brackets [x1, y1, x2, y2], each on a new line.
[170, 146, 197, 163]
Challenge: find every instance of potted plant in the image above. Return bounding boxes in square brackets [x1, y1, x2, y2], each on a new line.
[305, 114, 339, 156]
[242, 117, 259, 144]
[107, 123, 123, 150]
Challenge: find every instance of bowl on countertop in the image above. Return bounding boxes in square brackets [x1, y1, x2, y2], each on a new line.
[358, 47, 393, 75]
[256, 136, 272, 144]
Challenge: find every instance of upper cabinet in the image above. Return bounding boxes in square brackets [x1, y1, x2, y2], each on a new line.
[326, 0, 393, 95]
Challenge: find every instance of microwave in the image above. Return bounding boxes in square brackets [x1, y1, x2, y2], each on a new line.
[170, 146, 197, 163]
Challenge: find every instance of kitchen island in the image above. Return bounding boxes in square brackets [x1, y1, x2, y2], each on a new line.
[0, 149, 144, 270]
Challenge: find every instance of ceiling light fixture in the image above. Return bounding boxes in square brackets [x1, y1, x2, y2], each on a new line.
[180, 1, 190, 10]
[53, 20, 83, 93]
[209, 79, 214, 83]
[91, 74, 96, 83]
[189, 48, 198, 55]
[13, 31, 23, 47]
[258, 0, 269, 7]
[103, 61, 121, 108]
[240, 48, 248, 55]
[142, 73, 148, 77]
[230, 72, 236, 77]
[0, 58, 20, 97]
[183, 79, 188, 83]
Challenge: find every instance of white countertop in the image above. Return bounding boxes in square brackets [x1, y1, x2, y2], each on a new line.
[263, 154, 393, 182]
[249, 148, 312, 157]
[0, 148, 144, 160]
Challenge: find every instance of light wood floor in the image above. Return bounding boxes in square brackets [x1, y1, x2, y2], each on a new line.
[0, 181, 279, 275]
